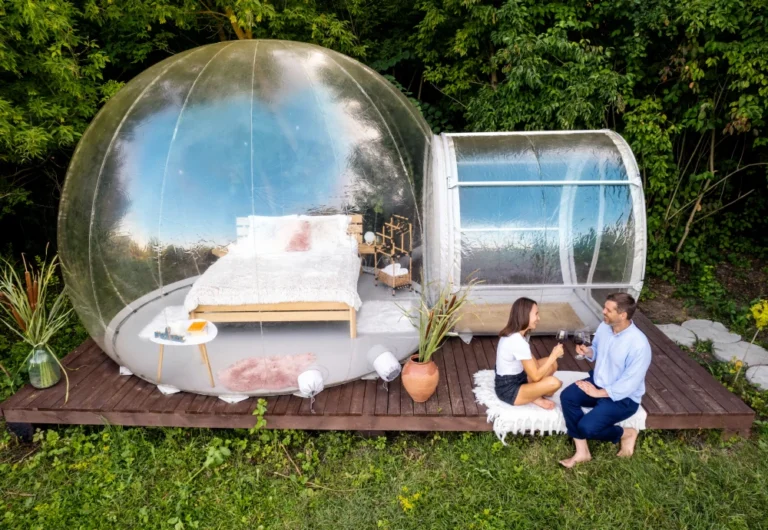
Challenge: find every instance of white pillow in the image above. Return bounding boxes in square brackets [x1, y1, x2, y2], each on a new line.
[246, 215, 293, 254]
[311, 215, 352, 252]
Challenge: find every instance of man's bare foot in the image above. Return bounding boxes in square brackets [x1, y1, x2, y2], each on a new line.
[532, 397, 555, 410]
[559, 453, 591, 468]
[617, 427, 638, 458]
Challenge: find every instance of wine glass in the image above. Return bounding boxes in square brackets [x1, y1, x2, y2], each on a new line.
[556, 329, 568, 344]
[574, 331, 591, 360]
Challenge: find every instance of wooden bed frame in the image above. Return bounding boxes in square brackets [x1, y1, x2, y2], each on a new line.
[190, 214, 363, 338]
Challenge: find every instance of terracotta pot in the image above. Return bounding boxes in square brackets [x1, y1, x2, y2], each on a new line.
[402, 354, 439, 402]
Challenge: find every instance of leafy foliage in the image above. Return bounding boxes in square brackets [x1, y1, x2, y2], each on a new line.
[1, 0, 767, 277]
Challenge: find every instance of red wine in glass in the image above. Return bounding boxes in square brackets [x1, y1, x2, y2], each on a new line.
[574, 331, 588, 360]
[556, 329, 568, 344]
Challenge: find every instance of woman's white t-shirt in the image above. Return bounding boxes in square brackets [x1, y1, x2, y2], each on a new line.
[495, 333, 533, 376]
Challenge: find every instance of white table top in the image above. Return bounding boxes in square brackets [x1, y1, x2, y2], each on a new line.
[148, 319, 218, 346]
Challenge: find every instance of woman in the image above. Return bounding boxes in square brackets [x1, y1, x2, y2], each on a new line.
[495, 297, 564, 410]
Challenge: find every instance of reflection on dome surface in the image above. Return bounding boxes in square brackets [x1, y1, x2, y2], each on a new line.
[59, 40, 430, 395]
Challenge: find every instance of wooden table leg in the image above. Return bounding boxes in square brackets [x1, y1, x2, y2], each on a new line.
[199, 343, 214, 387]
[157, 344, 164, 383]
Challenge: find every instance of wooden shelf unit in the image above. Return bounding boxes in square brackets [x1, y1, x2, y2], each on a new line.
[373, 214, 413, 295]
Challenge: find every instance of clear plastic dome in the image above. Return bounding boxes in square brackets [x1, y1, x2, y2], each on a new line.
[59, 40, 431, 395]
[426, 131, 646, 335]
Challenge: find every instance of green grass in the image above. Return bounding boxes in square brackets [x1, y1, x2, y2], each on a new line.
[1, 423, 768, 529]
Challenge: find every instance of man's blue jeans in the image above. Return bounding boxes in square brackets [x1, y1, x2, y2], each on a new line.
[560, 372, 639, 443]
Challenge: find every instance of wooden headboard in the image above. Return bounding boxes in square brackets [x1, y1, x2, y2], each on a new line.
[347, 214, 363, 244]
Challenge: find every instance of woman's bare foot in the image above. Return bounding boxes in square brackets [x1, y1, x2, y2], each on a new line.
[532, 397, 555, 410]
[617, 428, 639, 458]
[559, 452, 592, 468]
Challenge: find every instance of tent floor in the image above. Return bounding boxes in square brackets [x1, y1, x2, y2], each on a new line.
[0, 313, 754, 436]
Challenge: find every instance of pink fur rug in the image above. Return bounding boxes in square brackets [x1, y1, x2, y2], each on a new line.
[218, 352, 316, 392]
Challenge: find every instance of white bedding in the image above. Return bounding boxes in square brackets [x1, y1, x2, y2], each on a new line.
[184, 246, 362, 313]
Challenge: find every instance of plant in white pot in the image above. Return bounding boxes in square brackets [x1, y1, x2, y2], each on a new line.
[402, 279, 476, 402]
[0, 252, 73, 401]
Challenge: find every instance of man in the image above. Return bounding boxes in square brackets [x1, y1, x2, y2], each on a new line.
[559, 293, 651, 468]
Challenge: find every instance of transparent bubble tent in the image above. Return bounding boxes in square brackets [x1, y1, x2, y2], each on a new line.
[59, 40, 646, 397]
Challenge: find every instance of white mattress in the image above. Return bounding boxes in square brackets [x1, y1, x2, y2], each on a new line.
[184, 248, 362, 312]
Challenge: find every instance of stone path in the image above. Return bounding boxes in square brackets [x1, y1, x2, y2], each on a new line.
[657, 319, 768, 390]
[681, 319, 741, 343]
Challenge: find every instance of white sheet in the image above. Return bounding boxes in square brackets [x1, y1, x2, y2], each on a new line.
[473, 370, 647, 443]
[184, 247, 362, 312]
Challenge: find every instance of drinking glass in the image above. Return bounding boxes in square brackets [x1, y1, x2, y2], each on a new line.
[574, 331, 589, 360]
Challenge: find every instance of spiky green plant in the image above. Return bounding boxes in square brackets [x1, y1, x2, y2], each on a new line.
[410, 278, 479, 364]
[0, 251, 72, 402]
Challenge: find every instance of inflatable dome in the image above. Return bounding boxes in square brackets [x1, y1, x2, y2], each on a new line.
[59, 40, 647, 398]
[427, 131, 646, 335]
[59, 40, 431, 396]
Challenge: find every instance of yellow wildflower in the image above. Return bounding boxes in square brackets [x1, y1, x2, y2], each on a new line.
[751, 300, 768, 331]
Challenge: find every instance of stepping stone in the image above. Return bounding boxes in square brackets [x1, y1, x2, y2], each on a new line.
[656, 324, 697, 348]
[746, 366, 768, 391]
[712, 341, 768, 365]
[681, 319, 741, 344]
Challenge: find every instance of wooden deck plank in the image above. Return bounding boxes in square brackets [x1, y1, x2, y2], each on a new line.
[386, 378, 401, 416]
[336, 381, 355, 416]
[17, 342, 99, 410]
[185, 393, 212, 414]
[230, 396, 256, 415]
[314, 386, 331, 416]
[400, 378, 414, 416]
[2, 340, 96, 411]
[211, 396, 237, 414]
[375, 379, 389, 416]
[29, 344, 105, 410]
[432, 349, 452, 416]
[471, 338, 491, 371]
[300, 385, 329, 416]
[266, 395, 280, 415]
[480, 337, 496, 369]
[99, 376, 142, 412]
[286, 395, 303, 416]
[452, 340, 478, 416]
[422, 371, 438, 416]
[642, 372, 680, 415]
[114, 378, 158, 413]
[653, 354, 726, 414]
[59, 357, 116, 410]
[136, 384, 186, 414]
[1, 314, 753, 434]
[168, 391, 199, 415]
[459, 340, 482, 413]
[321, 385, 343, 416]
[441, 341, 466, 416]
[349, 381, 366, 415]
[363, 380, 377, 416]
[271, 395, 292, 416]
[643, 362, 702, 414]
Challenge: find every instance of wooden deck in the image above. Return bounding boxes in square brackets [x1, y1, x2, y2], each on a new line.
[0, 313, 754, 434]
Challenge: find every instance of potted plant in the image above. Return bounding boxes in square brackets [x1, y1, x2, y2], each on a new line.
[0, 252, 72, 401]
[401, 280, 475, 402]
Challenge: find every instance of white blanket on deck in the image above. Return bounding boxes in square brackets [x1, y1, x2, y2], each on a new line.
[184, 247, 362, 313]
[473, 370, 647, 444]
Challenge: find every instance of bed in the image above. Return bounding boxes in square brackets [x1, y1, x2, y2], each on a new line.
[185, 214, 363, 337]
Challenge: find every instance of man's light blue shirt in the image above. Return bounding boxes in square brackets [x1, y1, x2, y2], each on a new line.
[586, 321, 652, 404]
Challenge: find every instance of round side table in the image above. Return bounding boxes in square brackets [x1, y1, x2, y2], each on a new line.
[149, 320, 218, 387]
